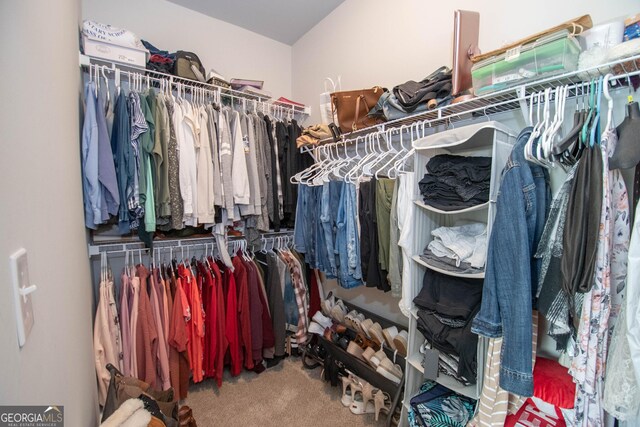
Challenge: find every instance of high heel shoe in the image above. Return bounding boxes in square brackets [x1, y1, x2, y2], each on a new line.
[373, 390, 391, 421]
[349, 381, 378, 415]
[340, 375, 362, 407]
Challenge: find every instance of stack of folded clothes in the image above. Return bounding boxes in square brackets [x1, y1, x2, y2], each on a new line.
[413, 268, 483, 384]
[420, 341, 472, 386]
[420, 222, 487, 274]
[419, 154, 492, 211]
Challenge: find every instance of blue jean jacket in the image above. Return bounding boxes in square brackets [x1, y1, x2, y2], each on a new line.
[471, 127, 550, 396]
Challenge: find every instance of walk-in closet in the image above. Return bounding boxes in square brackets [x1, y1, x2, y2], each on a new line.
[2, 1, 640, 426]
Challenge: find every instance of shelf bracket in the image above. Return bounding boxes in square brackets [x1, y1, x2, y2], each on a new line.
[516, 86, 529, 125]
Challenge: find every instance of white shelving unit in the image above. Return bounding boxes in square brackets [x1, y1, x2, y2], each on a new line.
[401, 121, 516, 421]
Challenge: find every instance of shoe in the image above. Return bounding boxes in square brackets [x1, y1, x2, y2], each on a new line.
[344, 310, 360, 330]
[340, 375, 362, 407]
[352, 313, 366, 335]
[393, 330, 408, 357]
[308, 321, 326, 336]
[360, 319, 374, 338]
[321, 292, 335, 317]
[349, 381, 378, 415]
[370, 350, 387, 368]
[382, 326, 399, 350]
[330, 300, 347, 323]
[312, 311, 333, 329]
[379, 357, 403, 379]
[353, 332, 377, 351]
[373, 390, 391, 421]
[368, 323, 385, 347]
[376, 365, 402, 384]
[362, 347, 377, 367]
[346, 341, 365, 361]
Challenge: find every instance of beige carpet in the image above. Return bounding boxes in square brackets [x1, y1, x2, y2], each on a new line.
[185, 358, 387, 427]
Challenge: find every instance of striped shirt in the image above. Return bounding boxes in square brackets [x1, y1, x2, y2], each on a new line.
[470, 311, 539, 427]
[280, 251, 309, 345]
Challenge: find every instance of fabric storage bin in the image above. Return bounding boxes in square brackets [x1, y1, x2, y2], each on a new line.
[471, 30, 581, 95]
[82, 34, 149, 67]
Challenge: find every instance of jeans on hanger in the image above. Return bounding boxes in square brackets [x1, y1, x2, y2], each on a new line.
[345, 183, 363, 280]
[336, 182, 362, 288]
[320, 181, 342, 277]
[283, 272, 299, 329]
[471, 127, 550, 397]
[294, 184, 317, 267]
[314, 185, 331, 273]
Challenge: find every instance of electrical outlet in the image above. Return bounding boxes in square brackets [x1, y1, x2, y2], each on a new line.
[10, 248, 36, 347]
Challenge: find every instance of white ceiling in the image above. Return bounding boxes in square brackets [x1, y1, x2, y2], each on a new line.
[167, 0, 345, 45]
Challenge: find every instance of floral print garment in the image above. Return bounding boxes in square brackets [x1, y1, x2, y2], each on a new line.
[572, 129, 630, 426]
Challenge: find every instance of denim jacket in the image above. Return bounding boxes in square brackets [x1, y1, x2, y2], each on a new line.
[471, 127, 550, 396]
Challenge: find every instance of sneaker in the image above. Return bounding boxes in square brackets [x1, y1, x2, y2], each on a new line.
[312, 311, 333, 329]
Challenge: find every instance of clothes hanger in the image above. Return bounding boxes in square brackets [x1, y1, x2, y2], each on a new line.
[390, 124, 419, 179]
[539, 86, 561, 159]
[361, 133, 384, 177]
[589, 76, 604, 147]
[553, 83, 585, 156]
[525, 91, 543, 162]
[349, 134, 377, 182]
[603, 74, 614, 133]
[526, 89, 549, 166]
[376, 127, 406, 179]
[580, 80, 596, 146]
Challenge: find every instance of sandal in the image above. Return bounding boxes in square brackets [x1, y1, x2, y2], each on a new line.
[360, 319, 374, 338]
[344, 310, 361, 330]
[368, 323, 385, 347]
[393, 330, 408, 357]
[373, 390, 392, 421]
[346, 341, 365, 361]
[352, 313, 366, 335]
[382, 326, 399, 350]
[330, 300, 347, 323]
[321, 292, 335, 317]
[349, 381, 378, 415]
[340, 375, 362, 407]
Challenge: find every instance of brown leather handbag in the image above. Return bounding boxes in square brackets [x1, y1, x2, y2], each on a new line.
[102, 364, 178, 425]
[331, 87, 386, 133]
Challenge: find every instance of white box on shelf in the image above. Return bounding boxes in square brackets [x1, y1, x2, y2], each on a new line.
[82, 34, 148, 67]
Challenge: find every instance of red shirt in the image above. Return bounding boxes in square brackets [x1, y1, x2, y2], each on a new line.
[179, 264, 205, 383]
[220, 261, 242, 377]
[233, 256, 254, 370]
[210, 259, 227, 387]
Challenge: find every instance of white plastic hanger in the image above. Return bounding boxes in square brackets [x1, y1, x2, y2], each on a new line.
[603, 73, 614, 132]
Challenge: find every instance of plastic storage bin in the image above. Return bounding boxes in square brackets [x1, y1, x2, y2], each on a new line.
[471, 30, 582, 95]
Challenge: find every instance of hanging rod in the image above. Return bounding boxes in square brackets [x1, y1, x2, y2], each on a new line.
[318, 53, 640, 145]
[88, 236, 232, 257]
[87, 229, 293, 257]
[80, 54, 311, 116]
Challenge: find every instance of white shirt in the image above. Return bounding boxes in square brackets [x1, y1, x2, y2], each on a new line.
[196, 106, 215, 224]
[177, 100, 198, 226]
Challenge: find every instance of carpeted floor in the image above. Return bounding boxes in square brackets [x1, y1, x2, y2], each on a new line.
[185, 358, 388, 427]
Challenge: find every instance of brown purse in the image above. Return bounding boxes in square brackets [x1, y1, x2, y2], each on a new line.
[102, 364, 178, 424]
[331, 87, 386, 133]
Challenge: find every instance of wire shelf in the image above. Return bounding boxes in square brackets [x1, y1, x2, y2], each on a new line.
[81, 54, 311, 116]
[318, 53, 640, 145]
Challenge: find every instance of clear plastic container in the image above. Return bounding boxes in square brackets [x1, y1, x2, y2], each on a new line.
[471, 30, 582, 95]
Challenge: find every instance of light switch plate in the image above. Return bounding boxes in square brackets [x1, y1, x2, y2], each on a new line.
[10, 248, 35, 347]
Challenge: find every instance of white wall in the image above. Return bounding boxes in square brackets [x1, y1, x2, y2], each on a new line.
[83, 0, 293, 99]
[0, 0, 98, 425]
[293, 0, 639, 123]
[292, 0, 639, 324]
